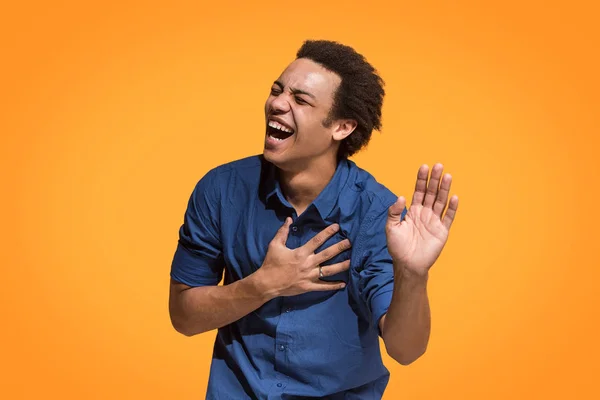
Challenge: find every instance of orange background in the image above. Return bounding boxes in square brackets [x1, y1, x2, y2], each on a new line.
[1, 1, 598, 399]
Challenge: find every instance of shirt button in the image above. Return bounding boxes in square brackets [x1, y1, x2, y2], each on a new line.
[279, 344, 285, 351]
[285, 307, 292, 313]
[292, 226, 298, 232]
[277, 383, 282, 388]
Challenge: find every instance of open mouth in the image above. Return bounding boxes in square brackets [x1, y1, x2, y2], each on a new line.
[266, 120, 295, 141]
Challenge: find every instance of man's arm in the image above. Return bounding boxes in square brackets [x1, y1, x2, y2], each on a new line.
[381, 163, 458, 365]
[379, 268, 430, 365]
[169, 275, 272, 336]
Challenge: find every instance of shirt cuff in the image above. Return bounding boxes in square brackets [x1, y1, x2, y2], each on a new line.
[170, 241, 223, 287]
[369, 287, 394, 336]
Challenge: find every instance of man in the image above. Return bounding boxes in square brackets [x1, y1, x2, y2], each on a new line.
[169, 40, 459, 399]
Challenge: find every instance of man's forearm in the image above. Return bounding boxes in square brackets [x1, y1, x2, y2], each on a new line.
[381, 265, 431, 365]
[169, 271, 274, 336]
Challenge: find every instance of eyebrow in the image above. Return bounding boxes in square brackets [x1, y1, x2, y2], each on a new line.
[274, 80, 316, 100]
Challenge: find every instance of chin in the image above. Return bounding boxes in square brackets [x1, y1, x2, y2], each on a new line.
[262, 148, 285, 168]
[263, 148, 302, 173]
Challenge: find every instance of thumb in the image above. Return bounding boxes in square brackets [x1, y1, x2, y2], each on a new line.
[274, 217, 293, 245]
[388, 197, 407, 224]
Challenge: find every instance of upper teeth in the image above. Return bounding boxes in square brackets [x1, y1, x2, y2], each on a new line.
[268, 120, 293, 133]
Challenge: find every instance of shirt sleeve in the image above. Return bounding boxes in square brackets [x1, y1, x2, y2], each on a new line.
[356, 201, 408, 335]
[170, 168, 224, 287]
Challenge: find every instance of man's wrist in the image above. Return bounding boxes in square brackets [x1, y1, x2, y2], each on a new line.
[245, 268, 279, 302]
[393, 261, 429, 285]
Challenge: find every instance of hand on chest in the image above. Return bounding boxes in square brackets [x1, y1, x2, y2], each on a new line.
[225, 211, 355, 283]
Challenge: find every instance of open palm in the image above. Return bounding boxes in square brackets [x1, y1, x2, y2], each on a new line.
[386, 163, 459, 276]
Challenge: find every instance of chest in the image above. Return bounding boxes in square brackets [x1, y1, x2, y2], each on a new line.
[220, 197, 356, 283]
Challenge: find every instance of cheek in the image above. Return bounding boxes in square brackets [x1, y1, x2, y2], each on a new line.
[292, 108, 332, 145]
[302, 115, 330, 139]
[296, 109, 322, 132]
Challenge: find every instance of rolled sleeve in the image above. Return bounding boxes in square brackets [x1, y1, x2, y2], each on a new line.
[356, 200, 407, 334]
[170, 168, 224, 287]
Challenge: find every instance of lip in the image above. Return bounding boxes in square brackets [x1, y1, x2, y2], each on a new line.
[265, 132, 293, 150]
[267, 116, 295, 133]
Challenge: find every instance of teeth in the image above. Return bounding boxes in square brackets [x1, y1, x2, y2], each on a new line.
[268, 120, 293, 133]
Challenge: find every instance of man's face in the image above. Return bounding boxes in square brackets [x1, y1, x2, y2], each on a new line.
[263, 58, 342, 170]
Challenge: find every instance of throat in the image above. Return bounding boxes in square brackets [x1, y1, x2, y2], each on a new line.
[278, 162, 337, 216]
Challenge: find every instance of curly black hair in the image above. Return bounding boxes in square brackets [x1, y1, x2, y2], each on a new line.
[296, 40, 385, 159]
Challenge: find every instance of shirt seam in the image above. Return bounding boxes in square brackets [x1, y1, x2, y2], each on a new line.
[354, 194, 396, 264]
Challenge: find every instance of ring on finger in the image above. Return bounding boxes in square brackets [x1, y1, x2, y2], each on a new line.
[319, 266, 324, 278]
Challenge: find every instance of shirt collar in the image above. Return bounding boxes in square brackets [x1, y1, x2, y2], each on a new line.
[263, 157, 351, 221]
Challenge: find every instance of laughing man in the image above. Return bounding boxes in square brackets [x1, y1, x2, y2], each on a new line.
[169, 40, 459, 399]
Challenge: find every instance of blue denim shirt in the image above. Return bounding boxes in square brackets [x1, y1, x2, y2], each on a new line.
[170, 155, 406, 399]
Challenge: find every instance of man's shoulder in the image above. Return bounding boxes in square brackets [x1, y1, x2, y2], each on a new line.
[199, 154, 264, 185]
[210, 154, 263, 175]
[347, 159, 398, 214]
[188, 155, 264, 203]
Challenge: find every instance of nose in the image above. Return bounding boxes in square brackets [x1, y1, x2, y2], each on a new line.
[268, 92, 291, 115]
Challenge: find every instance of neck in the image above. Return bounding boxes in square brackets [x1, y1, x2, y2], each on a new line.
[278, 154, 338, 216]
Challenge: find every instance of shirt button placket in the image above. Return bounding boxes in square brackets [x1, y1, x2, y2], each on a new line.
[273, 216, 298, 394]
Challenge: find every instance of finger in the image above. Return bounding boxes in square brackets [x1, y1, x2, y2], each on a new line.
[411, 164, 429, 206]
[302, 223, 340, 254]
[313, 238, 351, 265]
[315, 259, 351, 279]
[433, 173, 452, 218]
[423, 163, 444, 208]
[307, 281, 347, 292]
[387, 196, 406, 225]
[442, 195, 459, 230]
[273, 217, 293, 246]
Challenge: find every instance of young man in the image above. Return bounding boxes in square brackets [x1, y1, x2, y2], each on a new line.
[169, 40, 459, 399]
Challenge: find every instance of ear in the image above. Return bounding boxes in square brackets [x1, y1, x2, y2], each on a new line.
[331, 119, 358, 142]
